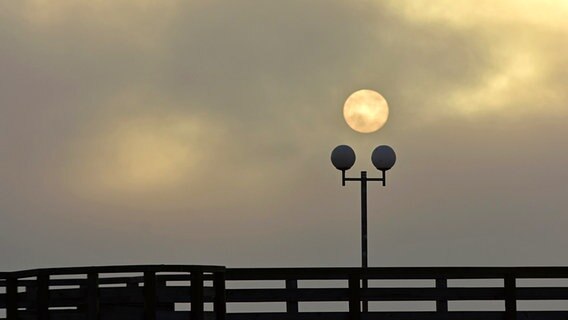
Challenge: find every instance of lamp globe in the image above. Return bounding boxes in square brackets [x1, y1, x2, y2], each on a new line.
[331, 145, 356, 171]
[371, 145, 396, 171]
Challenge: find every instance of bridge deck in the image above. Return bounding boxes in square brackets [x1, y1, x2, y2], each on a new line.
[2, 265, 568, 319]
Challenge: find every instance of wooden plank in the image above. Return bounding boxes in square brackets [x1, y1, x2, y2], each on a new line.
[505, 275, 517, 320]
[214, 272, 226, 320]
[37, 274, 49, 320]
[156, 286, 190, 302]
[436, 278, 447, 313]
[9, 265, 568, 281]
[225, 311, 506, 320]
[191, 271, 204, 320]
[97, 277, 143, 286]
[227, 288, 348, 302]
[285, 279, 298, 314]
[0, 278, 8, 309]
[367, 287, 505, 301]
[360, 311, 504, 320]
[144, 271, 156, 320]
[33, 278, 86, 287]
[17, 289, 36, 308]
[154, 310, 209, 320]
[227, 267, 568, 281]
[11, 265, 224, 279]
[226, 287, 505, 303]
[348, 273, 360, 320]
[227, 267, 515, 281]
[6, 276, 142, 288]
[226, 268, 358, 280]
[516, 311, 568, 320]
[100, 306, 144, 320]
[6, 277, 17, 320]
[157, 286, 216, 303]
[87, 272, 100, 320]
[41, 310, 86, 320]
[516, 287, 568, 300]
[227, 312, 350, 320]
[48, 287, 86, 306]
[99, 286, 144, 304]
[511, 268, 568, 279]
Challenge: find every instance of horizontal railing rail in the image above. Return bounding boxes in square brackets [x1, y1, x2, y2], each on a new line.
[2, 266, 568, 319]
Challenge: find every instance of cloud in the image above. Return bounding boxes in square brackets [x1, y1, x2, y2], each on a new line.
[1, 1, 568, 270]
[66, 91, 218, 197]
[387, 0, 568, 30]
[384, 0, 568, 119]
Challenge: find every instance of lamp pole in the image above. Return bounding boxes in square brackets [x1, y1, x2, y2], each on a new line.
[361, 171, 367, 274]
[331, 145, 396, 313]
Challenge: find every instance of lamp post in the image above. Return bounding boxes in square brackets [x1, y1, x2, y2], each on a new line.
[330, 144, 396, 312]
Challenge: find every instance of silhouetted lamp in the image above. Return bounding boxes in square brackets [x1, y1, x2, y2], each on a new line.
[331, 145, 356, 186]
[371, 145, 396, 185]
[330, 143, 396, 313]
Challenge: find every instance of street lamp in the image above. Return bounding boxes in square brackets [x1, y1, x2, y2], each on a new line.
[330, 144, 396, 312]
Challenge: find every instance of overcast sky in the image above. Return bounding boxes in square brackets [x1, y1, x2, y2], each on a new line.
[1, 1, 568, 271]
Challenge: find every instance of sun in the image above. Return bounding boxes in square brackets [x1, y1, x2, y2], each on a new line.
[343, 89, 389, 133]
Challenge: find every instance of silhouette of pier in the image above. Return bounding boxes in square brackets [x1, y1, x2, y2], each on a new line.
[2, 264, 568, 319]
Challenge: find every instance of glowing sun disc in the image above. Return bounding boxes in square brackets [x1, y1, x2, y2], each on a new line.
[343, 89, 389, 133]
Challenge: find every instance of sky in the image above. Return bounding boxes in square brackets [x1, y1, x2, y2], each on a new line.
[1, 0, 568, 271]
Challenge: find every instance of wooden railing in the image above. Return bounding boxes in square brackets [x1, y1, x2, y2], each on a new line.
[2, 266, 568, 319]
[0, 265, 226, 320]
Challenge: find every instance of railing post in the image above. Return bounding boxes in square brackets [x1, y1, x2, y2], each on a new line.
[505, 275, 517, 320]
[6, 277, 17, 320]
[144, 271, 157, 320]
[286, 279, 299, 314]
[214, 271, 226, 320]
[191, 270, 204, 320]
[87, 272, 100, 320]
[37, 274, 49, 320]
[349, 272, 361, 320]
[436, 278, 448, 313]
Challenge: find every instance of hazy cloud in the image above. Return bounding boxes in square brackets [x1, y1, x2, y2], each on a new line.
[1, 1, 567, 270]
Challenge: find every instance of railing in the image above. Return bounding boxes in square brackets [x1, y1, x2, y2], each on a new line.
[0, 265, 226, 320]
[2, 266, 568, 319]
